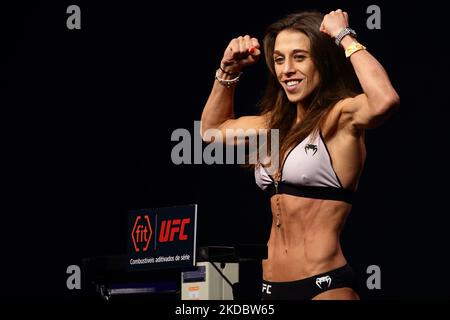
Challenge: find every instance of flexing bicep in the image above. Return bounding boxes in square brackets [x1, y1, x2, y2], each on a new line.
[201, 114, 269, 144]
[340, 93, 399, 130]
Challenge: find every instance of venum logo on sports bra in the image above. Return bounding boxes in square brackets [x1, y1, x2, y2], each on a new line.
[304, 143, 318, 155]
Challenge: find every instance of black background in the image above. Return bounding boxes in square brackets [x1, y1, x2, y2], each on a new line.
[2, 0, 449, 303]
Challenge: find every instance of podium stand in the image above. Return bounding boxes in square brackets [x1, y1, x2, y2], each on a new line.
[82, 244, 267, 301]
[82, 254, 180, 301]
[181, 261, 238, 300]
[181, 245, 267, 300]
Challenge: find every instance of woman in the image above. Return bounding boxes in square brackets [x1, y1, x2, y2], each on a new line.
[200, 9, 399, 300]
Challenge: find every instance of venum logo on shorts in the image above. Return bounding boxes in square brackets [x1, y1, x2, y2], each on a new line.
[316, 275, 332, 289]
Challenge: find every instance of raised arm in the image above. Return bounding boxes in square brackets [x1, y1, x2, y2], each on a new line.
[320, 9, 400, 130]
[200, 35, 268, 142]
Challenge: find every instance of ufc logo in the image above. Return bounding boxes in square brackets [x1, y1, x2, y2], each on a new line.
[262, 283, 272, 294]
[159, 218, 190, 242]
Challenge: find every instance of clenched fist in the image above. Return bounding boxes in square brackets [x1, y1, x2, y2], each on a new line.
[319, 9, 349, 38]
[221, 35, 261, 74]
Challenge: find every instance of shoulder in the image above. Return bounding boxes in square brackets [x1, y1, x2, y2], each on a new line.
[257, 110, 273, 129]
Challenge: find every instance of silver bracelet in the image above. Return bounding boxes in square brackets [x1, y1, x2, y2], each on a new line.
[334, 27, 357, 46]
[215, 69, 242, 88]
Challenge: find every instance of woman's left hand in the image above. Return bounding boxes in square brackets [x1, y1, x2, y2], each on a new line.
[320, 9, 349, 38]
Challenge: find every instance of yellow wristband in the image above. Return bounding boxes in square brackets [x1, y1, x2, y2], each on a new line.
[345, 41, 367, 58]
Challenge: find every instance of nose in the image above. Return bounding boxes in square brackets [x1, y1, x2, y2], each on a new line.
[282, 58, 295, 76]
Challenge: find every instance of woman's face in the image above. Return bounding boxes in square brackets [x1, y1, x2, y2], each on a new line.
[273, 29, 320, 104]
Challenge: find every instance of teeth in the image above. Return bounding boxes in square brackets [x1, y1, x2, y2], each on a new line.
[287, 80, 300, 87]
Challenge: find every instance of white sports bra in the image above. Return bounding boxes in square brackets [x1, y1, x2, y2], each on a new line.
[255, 131, 354, 203]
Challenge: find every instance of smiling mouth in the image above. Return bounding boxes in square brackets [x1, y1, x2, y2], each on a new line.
[284, 79, 303, 92]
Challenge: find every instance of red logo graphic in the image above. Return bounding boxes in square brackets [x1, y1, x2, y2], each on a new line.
[131, 215, 152, 252]
[159, 218, 190, 243]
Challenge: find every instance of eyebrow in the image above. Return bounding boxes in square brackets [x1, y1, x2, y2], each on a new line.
[273, 49, 309, 55]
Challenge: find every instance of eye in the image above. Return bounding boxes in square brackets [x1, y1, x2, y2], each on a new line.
[274, 56, 284, 64]
[294, 54, 306, 61]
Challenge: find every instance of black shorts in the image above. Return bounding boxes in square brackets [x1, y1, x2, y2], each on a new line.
[261, 264, 359, 300]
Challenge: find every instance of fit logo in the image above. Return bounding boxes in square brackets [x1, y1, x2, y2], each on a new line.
[159, 218, 190, 242]
[131, 215, 153, 252]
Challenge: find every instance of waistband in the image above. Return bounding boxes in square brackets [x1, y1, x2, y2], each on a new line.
[262, 264, 359, 300]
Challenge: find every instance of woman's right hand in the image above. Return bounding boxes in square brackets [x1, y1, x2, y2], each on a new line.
[221, 35, 261, 74]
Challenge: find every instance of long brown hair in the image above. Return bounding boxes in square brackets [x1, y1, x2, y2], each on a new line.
[259, 11, 359, 169]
